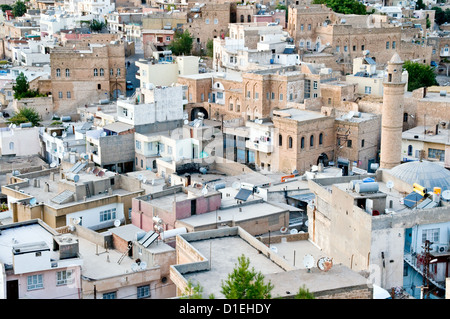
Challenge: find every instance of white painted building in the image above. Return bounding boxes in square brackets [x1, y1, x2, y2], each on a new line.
[0, 126, 41, 157]
[117, 85, 184, 126]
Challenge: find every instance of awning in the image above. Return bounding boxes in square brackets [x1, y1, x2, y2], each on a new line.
[235, 188, 253, 201]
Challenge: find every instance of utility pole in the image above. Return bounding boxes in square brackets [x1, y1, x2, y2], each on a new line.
[422, 240, 431, 299]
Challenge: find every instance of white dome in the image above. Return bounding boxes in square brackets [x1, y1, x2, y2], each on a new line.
[389, 161, 450, 191]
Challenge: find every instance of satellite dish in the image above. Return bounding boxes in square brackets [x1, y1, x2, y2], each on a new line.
[142, 178, 147, 184]
[50, 162, 57, 168]
[138, 174, 143, 181]
[114, 219, 121, 227]
[184, 119, 189, 125]
[317, 256, 333, 272]
[52, 132, 57, 137]
[140, 261, 147, 270]
[202, 187, 208, 195]
[232, 181, 241, 190]
[62, 132, 67, 138]
[442, 190, 450, 201]
[30, 198, 37, 205]
[73, 217, 81, 225]
[131, 263, 139, 272]
[386, 181, 394, 190]
[280, 226, 288, 233]
[303, 254, 315, 272]
[289, 228, 298, 234]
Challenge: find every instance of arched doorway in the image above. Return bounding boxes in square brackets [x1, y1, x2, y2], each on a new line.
[317, 153, 329, 166]
[191, 107, 209, 120]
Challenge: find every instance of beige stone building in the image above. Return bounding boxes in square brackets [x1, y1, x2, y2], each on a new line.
[50, 42, 126, 115]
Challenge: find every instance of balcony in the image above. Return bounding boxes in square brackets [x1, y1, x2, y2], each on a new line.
[246, 139, 273, 153]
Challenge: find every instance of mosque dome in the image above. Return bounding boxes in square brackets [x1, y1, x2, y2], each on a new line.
[389, 161, 450, 191]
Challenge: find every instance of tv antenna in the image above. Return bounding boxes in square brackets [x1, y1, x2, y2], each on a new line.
[386, 181, 394, 192]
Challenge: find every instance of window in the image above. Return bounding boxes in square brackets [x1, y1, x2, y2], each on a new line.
[365, 86, 372, 94]
[205, 18, 210, 24]
[214, 18, 219, 24]
[279, 134, 283, 146]
[403, 113, 409, 123]
[336, 46, 340, 52]
[9, 142, 14, 150]
[100, 68, 104, 76]
[103, 292, 117, 299]
[27, 274, 43, 290]
[422, 228, 439, 244]
[57, 270, 74, 286]
[100, 208, 116, 222]
[289, 93, 293, 101]
[301, 137, 305, 149]
[117, 68, 121, 76]
[347, 139, 352, 148]
[56, 68, 61, 77]
[313, 81, 318, 90]
[279, 93, 283, 101]
[94, 68, 98, 76]
[110, 68, 114, 76]
[308, 24, 311, 30]
[98, 84, 101, 90]
[304, 80, 311, 98]
[310, 135, 314, 147]
[271, 92, 275, 100]
[58, 91, 63, 99]
[344, 45, 348, 52]
[392, 41, 396, 49]
[65, 69, 70, 77]
[300, 24, 304, 31]
[255, 92, 259, 100]
[137, 285, 150, 299]
[353, 45, 356, 51]
[141, 159, 143, 168]
[386, 41, 390, 49]
[361, 45, 365, 51]
[66, 91, 71, 99]
[319, 133, 323, 145]
[288, 136, 293, 148]
[136, 140, 141, 149]
[361, 139, 365, 148]
[407, 145, 413, 156]
[428, 148, 445, 161]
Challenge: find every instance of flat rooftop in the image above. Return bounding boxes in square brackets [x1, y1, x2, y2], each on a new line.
[273, 108, 326, 122]
[402, 126, 450, 145]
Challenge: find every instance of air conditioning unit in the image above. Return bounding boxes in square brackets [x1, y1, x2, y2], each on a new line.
[436, 244, 449, 253]
[430, 244, 439, 252]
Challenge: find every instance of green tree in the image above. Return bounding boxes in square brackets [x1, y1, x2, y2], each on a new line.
[403, 60, 438, 91]
[8, 107, 41, 126]
[12, 0, 27, 17]
[312, 0, 367, 15]
[181, 280, 215, 299]
[416, 0, 426, 10]
[206, 39, 214, 58]
[221, 254, 274, 299]
[90, 19, 106, 32]
[12, 72, 46, 100]
[295, 285, 315, 299]
[0, 4, 13, 12]
[168, 30, 193, 56]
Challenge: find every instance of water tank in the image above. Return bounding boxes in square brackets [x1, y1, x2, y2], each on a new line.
[61, 116, 71, 122]
[19, 122, 32, 128]
[349, 179, 363, 190]
[66, 173, 80, 183]
[355, 182, 379, 193]
[161, 227, 187, 239]
[199, 167, 208, 174]
[214, 182, 226, 191]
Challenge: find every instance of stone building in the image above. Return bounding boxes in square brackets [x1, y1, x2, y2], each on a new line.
[50, 42, 126, 115]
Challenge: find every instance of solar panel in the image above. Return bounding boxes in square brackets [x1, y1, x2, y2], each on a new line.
[235, 188, 252, 201]
[141, 231, 159, 248]
[403, 191, 424, 208]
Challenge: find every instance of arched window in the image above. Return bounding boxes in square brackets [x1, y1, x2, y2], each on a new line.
[94, 68, 98, 76]
[56, 68, 61, 77]
[319, 133, 323, 145]
[408, 145, 413, 156]
[247, 15, 251, 22]
[403, 113, 408, 123]
[65, 69, 70, 77]
[100, 68, 104, 76]
[310, 135, 314, 147]
[240, 15, 244, 23]
[279, 134, 283, 147]
[301, 137, 305, 149]
[9, 142, 14, 150]
[288, 136, 293, 148]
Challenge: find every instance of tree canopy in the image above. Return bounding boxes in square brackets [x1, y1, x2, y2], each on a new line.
[0, 4, 13, 12]
[403, 61, 438, 91]
[221, 254, 274, 299]
[432, 6, 450, 25]
[312, 0, 367, 15]
[8, 107, 41, 127]
[12, 0, 27, 17]
[168, 30, 193, 56]
[90, 19, 106, 32]
[13, 72, 46, 100]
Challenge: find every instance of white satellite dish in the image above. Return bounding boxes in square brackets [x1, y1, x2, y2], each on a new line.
[142, 178, 147, 184]
[73, 217, 81, 225]
[140, 261, 147, 270]
[232, 181, 241, 190]
[202, 187, 208, 196]
[386, 181, 394, 190]
[317, 256, 333, 272]
[303, 254, 315, 272]
[114, 219, 121, 227]
[289, 228, 298, 234]
[30, 198, 37, 205]
[442, 190, 450, 201]
[52, 132, 57, 137]
[62, 132, 67, 138]
[131, 263, 139, 272]
[50, 162, 57, 168]
[184, 119, 189, 125]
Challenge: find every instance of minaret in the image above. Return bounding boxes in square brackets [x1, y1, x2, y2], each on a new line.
[380, 53, 406, 169]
